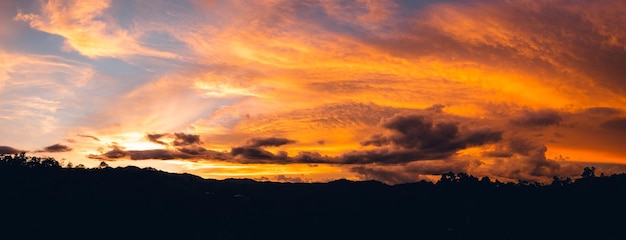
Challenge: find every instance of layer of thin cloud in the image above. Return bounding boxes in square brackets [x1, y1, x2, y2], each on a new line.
[0, 50, 94, 150]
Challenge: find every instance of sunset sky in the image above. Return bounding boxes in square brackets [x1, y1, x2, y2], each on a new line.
[2, 0, 626, 184]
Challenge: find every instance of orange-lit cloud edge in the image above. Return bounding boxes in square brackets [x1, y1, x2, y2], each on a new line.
[1, 0, 626, 184]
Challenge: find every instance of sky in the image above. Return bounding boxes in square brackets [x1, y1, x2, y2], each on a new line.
[1, 0, 626, 184]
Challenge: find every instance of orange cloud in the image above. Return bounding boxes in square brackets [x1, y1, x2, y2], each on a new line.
[15, 0, 176, 59]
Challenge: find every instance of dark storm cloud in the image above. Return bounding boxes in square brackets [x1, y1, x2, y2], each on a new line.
[227, 137, 302, 163]
[480, 136, 587, 182]
[228, 113, 502, 165]
[245, 137, 297, 148]
[361, 115, 460, 149]
[479, 137, 545, 159]
[482, 150, 513, 158]
[76, 134, 100, 141]
[524, 145, 562, 177]
[347, 114, 502, 164]
[230, 147, 294, 164]
[507, 138, 538, 156]
[601, 118, 626, 132]
[511, 109, 562, 128]
[0, 146, 23, 155]
[231, 147, 277, 160]
[292, 151, 334, 164]
[42, 144, 72, 152]
[228, 139, 335, 164]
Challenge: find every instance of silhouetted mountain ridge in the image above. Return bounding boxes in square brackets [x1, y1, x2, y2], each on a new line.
[1, 153, 625, 240]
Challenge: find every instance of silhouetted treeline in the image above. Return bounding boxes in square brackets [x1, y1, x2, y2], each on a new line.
[1, 153, 625, 240]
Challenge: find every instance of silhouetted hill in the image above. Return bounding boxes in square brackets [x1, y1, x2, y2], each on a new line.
[1, 153, 625, 240]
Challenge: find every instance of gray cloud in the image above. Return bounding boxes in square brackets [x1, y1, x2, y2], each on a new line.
[243, 112, 502, 165]
[601, 118, 626, 132]
[41, 144, 72, 152]
[511, 109, 562, 128]
[146, 133, 168, 145]
[245, 137, 297, 148]
[146, 133, 203, 146]
[89, 144, 228, 161]
[173, 133, 202, 146]
[482, 150, 513, 158]
[584, 107, 622, 116]
[231, 147, 280, 161]
[77, 134, 100, 141]
[346, 114, 502, 164]
[275, 174, 304, 183]
[102, 145, 127, 159]
[0, 146, 23, 155]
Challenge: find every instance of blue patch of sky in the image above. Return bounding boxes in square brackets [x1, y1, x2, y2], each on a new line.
[261, 1, 368, 38]
[108, 0, 137, 29]
[88, 57, 156, 96]
[393, 0, 466, 17]
[139, 31, 190, 56]
[2, 23, 96, 69]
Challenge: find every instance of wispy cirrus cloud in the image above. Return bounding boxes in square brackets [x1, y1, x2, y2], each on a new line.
[14, 0, 176, 59]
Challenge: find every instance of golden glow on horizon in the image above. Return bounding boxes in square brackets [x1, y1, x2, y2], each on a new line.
[96, 132, 165, 151]
[157, 160, 349, 182]
[547, 146, 626, 164]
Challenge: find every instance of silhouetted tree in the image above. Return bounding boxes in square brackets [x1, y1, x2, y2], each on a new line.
[2, 153, 626, 240]
[479, 176, 491, 184]
[581, 166, 596, 178]
[551, 176, 561, 187]
[438, 172, 457, 185]
[550, 176, 572, 187]
[7, 152, 27, 167]
[25, 156, 41, 168]
[98, 161, 110, 169]
[41, 157, 61, 168]
[0, 152, 60, 169]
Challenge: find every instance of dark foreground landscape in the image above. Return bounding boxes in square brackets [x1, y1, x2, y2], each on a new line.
[1, 153, 625, 240]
